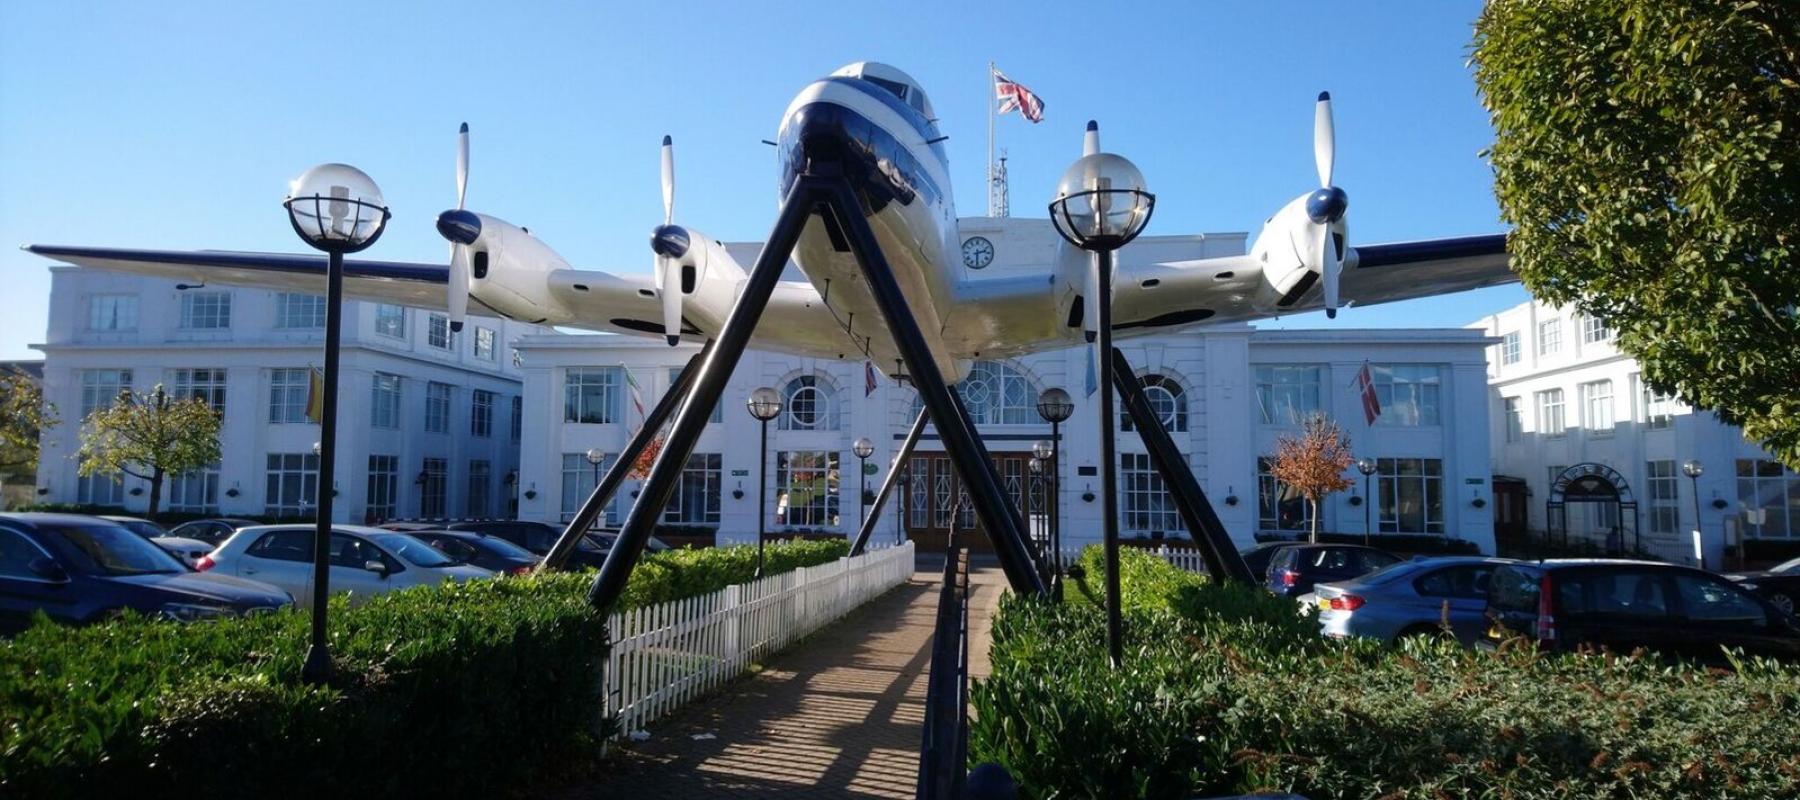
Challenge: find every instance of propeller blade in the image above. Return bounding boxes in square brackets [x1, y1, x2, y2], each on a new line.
[660, 135, 674, 226]
[1321, 226, 1339, 319]
[448, 243, 470, 332]
[659, 254, 682, 346]
[1313, 92, 1334, 188]
[456, 122, 470, 211]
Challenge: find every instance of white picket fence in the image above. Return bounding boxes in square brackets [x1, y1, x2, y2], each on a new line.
[604, 541, 916, 737]
[1056, 544, 1212, 574]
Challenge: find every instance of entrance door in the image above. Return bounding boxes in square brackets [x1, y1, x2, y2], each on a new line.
[901, 451, 1038, 553]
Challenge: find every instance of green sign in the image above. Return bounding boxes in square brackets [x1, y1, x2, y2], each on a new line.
[864, 462, 879, 476]
[730, 469, 749, 477]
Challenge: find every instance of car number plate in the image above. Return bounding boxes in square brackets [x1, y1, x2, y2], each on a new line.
[1318, 598, 1331, 611]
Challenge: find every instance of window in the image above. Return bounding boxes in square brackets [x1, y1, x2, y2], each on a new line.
[171, 368, 226, 414]
[1646, 460, 1679, 536]
[1737, 459, 1799, 538]
[1536, 389, 1566, 438]
[1579, 380, 1614, 434]
[511, 396, 523, 440]
[471, 390, 494, 437]
[247, 530, 313, 563]
[77, 473, 123, 506]
[367, 455, 399, 522]
[370, 373, 401, 429]
[1581, 316, 1614, 344]
[1639, 376, 1678, 430]
[1121, 374, 1187, 432]
[275, 293, 326, 328]
[474, 327, 496, 361]
[1537, 318, 1561, 355]
[1503, 397, 1523, 443]
[1547, 465, 1568, 494]
[1670, 573, 1766, 627]
[420, 457, 447, 518]
[668, 367, 723, 423]
[1377, 457, 1444, 534]
[955, 361, 1037, 425]
[1554, 569, 1671, 619]
[87, 294, 138, 331]
[1121, 453, 1180, 533]
[776, 451, 839, 527]
[780, 375, 839, 431]
[1257, 456, 1309, 533]
[0, 529, 51, 580]
[375, 304, 406, 339]
[664, 453, 722, 525]
[1372, 365, 1441, 426]
[427, 313, 453, 350]
[561, 453, 620, 525]
[1414, 565, 1494, 600]
[1255, 365, 1321, 425]
[1499, 332, 1521, 365]
[179, 292, 231, 330]
[167, 465, 220, 514]
[564, 368, 621, 424]
[425, 382, 452, 433]
[268, 368, 311, 424]
[79, 369, 132, 418]
[264, 453, 319, 516]
[467, 460, 491, 519]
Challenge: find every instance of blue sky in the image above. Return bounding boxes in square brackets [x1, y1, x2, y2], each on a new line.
[0, 0, 1523, 361]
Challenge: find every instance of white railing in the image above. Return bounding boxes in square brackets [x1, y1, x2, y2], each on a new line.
[604, 541, 916, 737]
[1147, 545, 1212, 573]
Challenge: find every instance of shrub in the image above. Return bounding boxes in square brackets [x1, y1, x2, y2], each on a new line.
[972, 546, 1800, 799]
[619, 538, 847, 609]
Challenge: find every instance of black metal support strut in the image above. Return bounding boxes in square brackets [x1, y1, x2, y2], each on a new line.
[849, 406, 929, 556]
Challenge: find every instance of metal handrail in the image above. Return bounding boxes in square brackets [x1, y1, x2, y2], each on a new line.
[916, 545, 970, 799]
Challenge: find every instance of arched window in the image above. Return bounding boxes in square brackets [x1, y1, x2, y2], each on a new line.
[910, 360, 1041, 425]
[1121, 373, 1188, 433]
[780, 374, 839, 431]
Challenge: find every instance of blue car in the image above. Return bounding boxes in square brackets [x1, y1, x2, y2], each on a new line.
[0, 513, 292, 634]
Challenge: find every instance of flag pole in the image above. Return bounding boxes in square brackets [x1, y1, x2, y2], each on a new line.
[987, 61, 996, 217]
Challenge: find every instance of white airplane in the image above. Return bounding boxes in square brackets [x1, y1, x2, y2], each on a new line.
[25, 62, 1513, 382]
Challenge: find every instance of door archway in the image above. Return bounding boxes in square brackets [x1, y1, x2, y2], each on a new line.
[1546, 462, 1639, 555]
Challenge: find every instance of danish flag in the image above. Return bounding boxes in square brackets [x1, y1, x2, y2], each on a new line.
[994, 70, 1045, 123]
[1354, 362, 1382, 426]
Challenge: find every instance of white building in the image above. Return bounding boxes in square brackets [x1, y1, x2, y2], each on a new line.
[516, 218, 1500, 554]
[33, 267, 543, 522]
[1472, 297, 1799, 566]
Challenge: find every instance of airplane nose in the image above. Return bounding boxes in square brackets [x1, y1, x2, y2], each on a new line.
[650, 224, 690, 259]
[436, 209, 481, 245]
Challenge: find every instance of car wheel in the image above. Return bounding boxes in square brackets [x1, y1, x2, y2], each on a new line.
[1770, 592, 1795, 615]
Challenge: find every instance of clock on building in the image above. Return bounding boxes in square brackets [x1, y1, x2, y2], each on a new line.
[961, 236, 994, 270]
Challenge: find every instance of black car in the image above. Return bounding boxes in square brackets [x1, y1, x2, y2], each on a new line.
[408, 530, 541, 575]
[1725, 556, 1800, 616]
[1240, 542, 1304, 581]
[440, 521, 670, 569]
[1265, 544, 1402, 598]
[167, 517, 261, 546]
[1484, 559, 1800, 663]
[0, 513, 291, 634]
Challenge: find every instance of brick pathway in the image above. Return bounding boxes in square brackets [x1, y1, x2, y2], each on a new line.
[559, 556, 1007, 799]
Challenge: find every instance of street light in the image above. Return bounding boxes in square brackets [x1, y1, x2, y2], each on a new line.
[1049, 137, 1155, 667]
[1357, 457, 1378, 546]
[283, 163, 389, 686]
[1683, 459, 1705, 568]
[746, 387, 783, 577]
[1036, 388, 1074, 600]
[584, 448, 606, 525]
[853, 437, 876, 535]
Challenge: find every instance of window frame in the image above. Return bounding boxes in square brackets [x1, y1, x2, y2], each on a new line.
[178, 291, 232, 330]
[86, 294, 139, 332]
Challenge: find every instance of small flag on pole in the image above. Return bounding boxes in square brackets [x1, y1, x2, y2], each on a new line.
[304, 367, 324, 424]
[864, 361, 878, 397]
[1354, 362, 1382, 425]
[994, 69, 1045, 123]
[623, 366, 646, 424]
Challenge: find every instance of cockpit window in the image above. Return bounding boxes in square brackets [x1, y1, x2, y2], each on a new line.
[865, 75, 910, 103]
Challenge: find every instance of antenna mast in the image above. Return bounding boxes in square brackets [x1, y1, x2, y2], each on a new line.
[990, 150, 1010, 218]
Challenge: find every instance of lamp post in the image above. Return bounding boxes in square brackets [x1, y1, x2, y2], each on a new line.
[1037, 388, 1074, 599]
[853, 437, 876, 535]
[1049, 134, 1155, 666]
[747, 387, 783, 577]
[584, 448, 606, 526]
[1356, 457, 1378, 546]
[1683, 459, 1704, 568]
[283, 163, 389, 685]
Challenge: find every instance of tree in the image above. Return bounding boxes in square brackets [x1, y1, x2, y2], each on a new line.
[0, 369, 57, 483]
[1269, 413, 1354, 543]
[77, 385, 221, 520]
[1473, 1, 1800, 468]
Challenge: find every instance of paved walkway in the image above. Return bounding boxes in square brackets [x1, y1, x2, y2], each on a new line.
[559, 557, 1006, 799]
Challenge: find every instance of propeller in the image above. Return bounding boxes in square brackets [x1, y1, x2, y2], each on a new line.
[656, 135, 682, 346]
[1304, 92, 1349, 319]
[444, 123, 474, 332]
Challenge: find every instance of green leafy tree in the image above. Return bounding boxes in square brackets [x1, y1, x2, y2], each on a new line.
[1, 369, 57, 482]
[1472, 1, 1800, 467]
[77, 385, 221, 520]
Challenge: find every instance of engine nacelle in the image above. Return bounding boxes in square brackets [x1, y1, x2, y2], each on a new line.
[463, 213, 575, 324]
[648, 224, 747, 334]
[1247, 192, 1345, 314]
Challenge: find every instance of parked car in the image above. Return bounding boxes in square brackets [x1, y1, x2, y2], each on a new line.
[167, 517, 261, 546]
[1483, 559, 1800, 663]
[0, 513, 291, 634]
[428, 520, 669, 568]
[101, 515, 213, 567]
[1265, 544, 1401, 598]
[1312, 557, 1518, 646]
[1240, 542, 1304, 581]
[199, 524, 492, 605]
[407, 530, 540, 575]
[1724, 555, 1800, 615]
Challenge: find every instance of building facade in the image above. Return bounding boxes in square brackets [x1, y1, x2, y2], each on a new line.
[32, 268, 541, 522]
[1473, 298, 1799, 566]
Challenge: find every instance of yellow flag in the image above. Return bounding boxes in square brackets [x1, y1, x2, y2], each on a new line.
[305, 367, 325, 423]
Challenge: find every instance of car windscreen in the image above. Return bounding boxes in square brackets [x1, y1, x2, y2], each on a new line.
[111, 520, 167, 539]
[376, 534, 459, 567]
[468, 535, 536, 560]
[43, 522, 188, 576]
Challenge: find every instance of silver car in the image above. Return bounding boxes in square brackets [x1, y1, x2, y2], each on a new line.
[1312, 557, 1519, 646]
[201, 524, 492, 606]
[101, 515, 215, 568]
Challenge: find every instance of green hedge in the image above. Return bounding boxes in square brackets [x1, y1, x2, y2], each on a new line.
[972, 547, 1800, 799]
[0, 539, 851, 799]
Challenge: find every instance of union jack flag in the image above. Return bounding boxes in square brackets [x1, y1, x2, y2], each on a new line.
[994, 70, 1045, 123]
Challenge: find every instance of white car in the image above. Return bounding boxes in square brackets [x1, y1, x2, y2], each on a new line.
[199, 524, 492, 605]
[101, 515, 215, 568]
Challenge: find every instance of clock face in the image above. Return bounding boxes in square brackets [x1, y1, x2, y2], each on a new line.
[961, 236, 995, 270]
